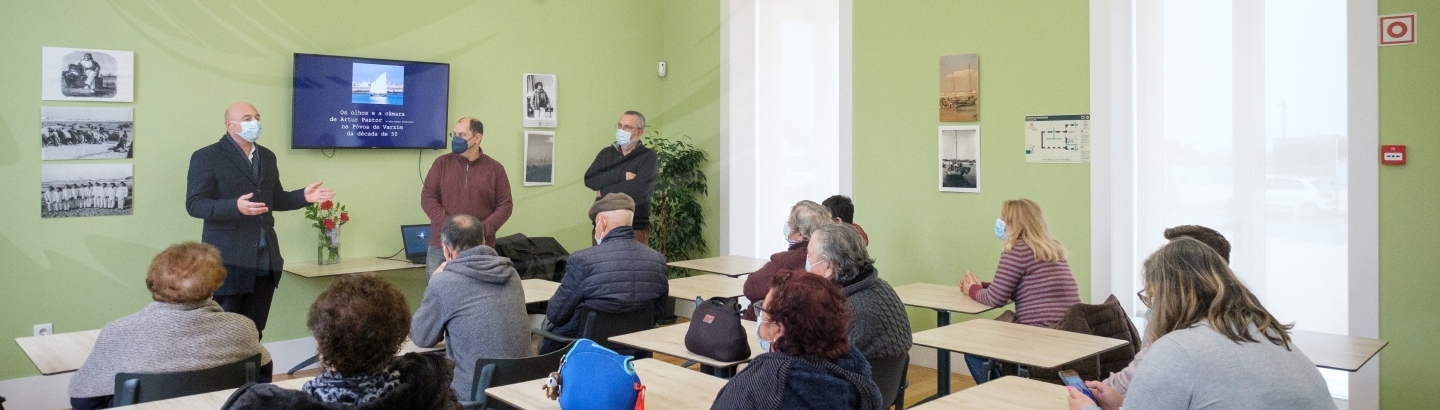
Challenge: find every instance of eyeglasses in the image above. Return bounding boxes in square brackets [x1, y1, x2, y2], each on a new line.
[617, 123, 640, 132]
[1137, 289, 1153, 308]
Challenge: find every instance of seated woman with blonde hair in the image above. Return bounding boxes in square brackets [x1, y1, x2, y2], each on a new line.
[228, 273, 460, 409]
[69, 242, 271, 410]
[1069, 238, 1336, 410]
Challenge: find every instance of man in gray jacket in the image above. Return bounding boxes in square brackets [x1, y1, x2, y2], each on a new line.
[411, 214, 533, 400]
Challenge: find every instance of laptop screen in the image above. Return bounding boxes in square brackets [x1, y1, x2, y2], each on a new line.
[400, 224, 432, 257]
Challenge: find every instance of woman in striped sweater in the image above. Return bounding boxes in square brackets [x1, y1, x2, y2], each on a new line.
[958, 198, 1081, 383]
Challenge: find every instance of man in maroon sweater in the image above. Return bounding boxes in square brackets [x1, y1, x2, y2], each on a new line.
[421, 117, 514, 277]
[741, 200, 831, 320]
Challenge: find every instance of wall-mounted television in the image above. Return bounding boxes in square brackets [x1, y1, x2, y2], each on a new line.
[292, 53, 450, 149]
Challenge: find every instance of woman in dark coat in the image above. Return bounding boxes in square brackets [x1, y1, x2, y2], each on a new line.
[712, 271, 882, 410]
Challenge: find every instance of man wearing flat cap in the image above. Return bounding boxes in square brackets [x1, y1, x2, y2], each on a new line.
[539, 193, 669, 355]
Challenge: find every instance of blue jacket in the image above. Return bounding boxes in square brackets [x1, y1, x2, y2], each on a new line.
[710, 346, 883, 410]
[542, 226, 668, 351]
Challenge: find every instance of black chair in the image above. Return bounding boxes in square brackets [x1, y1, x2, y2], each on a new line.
[533, 305, 656, 356]
[459, 342, 576, 410]
[867, 354, 910, 410]
[112, 354, 262, 406]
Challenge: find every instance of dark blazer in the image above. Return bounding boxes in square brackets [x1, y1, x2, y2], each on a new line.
[186, 135, 309, 295]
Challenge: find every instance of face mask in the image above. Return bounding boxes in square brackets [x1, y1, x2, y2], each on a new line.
[804, 259, 814, 273]
[615, 128, 633, 147]
[594, 235, 603, 246]
[451, 135, 468, 154]
[783, 221, 796, 245]
[756, 316, 773, 352]
[994, 218, 1007, 240]
[235, 120, 261, 142]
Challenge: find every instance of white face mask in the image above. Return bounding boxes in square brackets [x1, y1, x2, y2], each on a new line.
[615, 128, 633, 147]
[233, 120, 262, 142]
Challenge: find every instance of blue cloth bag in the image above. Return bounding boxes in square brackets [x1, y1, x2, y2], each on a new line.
[558, 338, 643, 410]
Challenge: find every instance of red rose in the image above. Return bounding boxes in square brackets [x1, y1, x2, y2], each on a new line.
[320, 200, 334, 210]
[322, 219, 336, 230]
[340, 213, 350, 223]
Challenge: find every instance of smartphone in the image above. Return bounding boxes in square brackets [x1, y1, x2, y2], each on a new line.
[1059, 370, 1096, 401]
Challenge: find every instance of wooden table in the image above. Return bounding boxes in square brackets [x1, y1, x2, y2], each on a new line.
[1290, 330, 1389, 372]
[521, 278, 560, 304]
[913, 319, 1129, 373]
[666, 255, 769, 277]
[487, 358, 726, 410]
[609, 320, 763, 377]
[909, 376, 1067, 410]
[892, 282, 998, 400]
[109, 377, 312, 409]
[285, 257, 423, 278]
[14, 329, 100, 375]
[668, 274, 746, 301]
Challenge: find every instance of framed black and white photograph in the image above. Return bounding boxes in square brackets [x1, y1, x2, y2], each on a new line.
[939, 126, 980, 193]
[42, 47, 135, 102]
[41, 164, 134, 218]
[41, 107, 134, 161]
[524, 131, 555, 186]
[523, 73, 557, 128]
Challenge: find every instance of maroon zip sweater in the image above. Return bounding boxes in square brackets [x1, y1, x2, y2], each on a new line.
[420, 150, 513, 247]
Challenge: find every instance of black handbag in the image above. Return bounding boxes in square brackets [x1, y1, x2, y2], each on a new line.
[684, 296, 751, 362]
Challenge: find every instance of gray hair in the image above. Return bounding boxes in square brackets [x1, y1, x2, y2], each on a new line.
[624, 110, 646, 129]
[788, 200, 832, 240]
[811, 223, 873, 284]
[441, 214, 486, 252]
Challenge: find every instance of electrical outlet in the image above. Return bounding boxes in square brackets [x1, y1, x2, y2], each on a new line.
[34, 323, 52, 337]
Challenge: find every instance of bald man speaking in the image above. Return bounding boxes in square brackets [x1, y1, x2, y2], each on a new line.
[186, 102, 334, 339]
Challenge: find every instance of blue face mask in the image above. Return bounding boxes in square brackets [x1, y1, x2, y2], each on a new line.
[451, 135, 468, 154]
[994, 218, 1007, 240]
[783, 221, 796, 245]
[615, 128, 633, 147]
[804, 259, 814, 273]
[235, 120, 261, 142]
[756, 316, 773, 352]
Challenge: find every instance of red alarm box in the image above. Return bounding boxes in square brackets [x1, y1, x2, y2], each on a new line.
[1381, 145, 1406, 165]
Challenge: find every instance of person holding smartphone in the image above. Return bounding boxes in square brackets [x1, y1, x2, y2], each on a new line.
[1068, 238, 1335, 410]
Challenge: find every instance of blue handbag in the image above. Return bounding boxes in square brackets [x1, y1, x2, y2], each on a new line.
[556, 338, 644, 410]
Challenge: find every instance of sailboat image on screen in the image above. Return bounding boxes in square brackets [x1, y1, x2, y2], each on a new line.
[351, 63, 404, 105]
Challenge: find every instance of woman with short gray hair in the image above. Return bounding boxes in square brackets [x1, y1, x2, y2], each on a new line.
[805, 224, 912, 361]
[742, 200, 831, 320]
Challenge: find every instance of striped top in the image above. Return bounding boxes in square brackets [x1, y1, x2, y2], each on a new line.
[967, 240, 1081, 327]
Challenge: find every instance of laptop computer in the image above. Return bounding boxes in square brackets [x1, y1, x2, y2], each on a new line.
[400, 224, 432, 264]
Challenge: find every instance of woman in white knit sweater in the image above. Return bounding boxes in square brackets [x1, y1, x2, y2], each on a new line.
[69, 242, 270, 410]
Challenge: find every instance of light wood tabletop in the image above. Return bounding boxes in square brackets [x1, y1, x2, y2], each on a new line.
[284, 257, 422, 278]
[909, 376, 1067, 410]
[668, 274, 746, 301]
[913, 319, 1129, 369]
[521, 278, 560, 304]
[1290, 330, 1388, 372]
[609, 320, 763, 368]
[19, 329, 441, 376]
[108, 377, 312, 409]
[14, 329, 100, 375]
[893, 282, 997, 315]
[666, 255, 769, 277]
[486, 358, 727, 410]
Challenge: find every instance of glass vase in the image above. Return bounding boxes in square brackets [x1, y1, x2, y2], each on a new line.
[318, 226, 341, 265]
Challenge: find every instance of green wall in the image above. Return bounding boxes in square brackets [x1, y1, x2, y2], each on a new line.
[852, 0, 1092, 330]
[1378, 0, 1439, 407]
[0, 0, 723, 382]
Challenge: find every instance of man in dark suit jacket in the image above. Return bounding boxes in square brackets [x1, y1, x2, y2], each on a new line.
[186, 102, 333, 338]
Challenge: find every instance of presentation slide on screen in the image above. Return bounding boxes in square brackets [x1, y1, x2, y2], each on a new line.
[292, 54, 450, 149]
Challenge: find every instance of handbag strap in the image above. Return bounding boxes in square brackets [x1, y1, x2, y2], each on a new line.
[633, 383, 646, 410]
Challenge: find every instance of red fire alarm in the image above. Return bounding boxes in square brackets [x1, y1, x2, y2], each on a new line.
[1382, 145, 1406, 165]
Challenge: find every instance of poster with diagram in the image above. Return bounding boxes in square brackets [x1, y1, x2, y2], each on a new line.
[1024, 114, 1090, 163]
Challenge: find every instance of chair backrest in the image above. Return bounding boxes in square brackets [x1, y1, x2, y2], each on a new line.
[467, 342, 576, 405]
[112, 354, 262, 406]
[865, 354, 909, 409]
[579, 305, 656, 354]
[1031, 295, 1140, 384]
